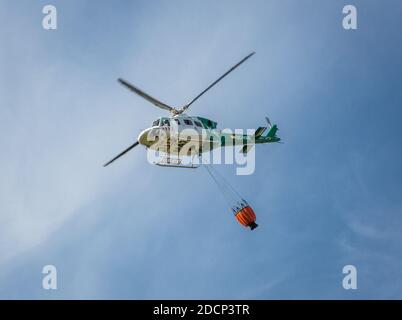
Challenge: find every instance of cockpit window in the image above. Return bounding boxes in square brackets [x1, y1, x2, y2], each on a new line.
[194, 121, 203, 128]
[162, 119, 170, 126]
[153, 119, 160, 126]
[184, 119, 193, 126]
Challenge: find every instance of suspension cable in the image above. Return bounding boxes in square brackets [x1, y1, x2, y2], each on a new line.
[204, 165, 238, 207]
[208, 165, 245, 201]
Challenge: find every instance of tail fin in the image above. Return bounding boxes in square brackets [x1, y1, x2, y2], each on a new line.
[256, 118, 281, 143]
[266, 124, 278, 138]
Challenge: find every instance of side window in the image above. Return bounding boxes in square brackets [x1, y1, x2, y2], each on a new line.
[184, 119, 193, 126]
[194, 121, 203, 128]
[162, 119, 170, 126]
[153, 119, 160, 127]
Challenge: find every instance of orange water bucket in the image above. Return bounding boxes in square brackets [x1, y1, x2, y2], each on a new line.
[235, 206, 258, 230]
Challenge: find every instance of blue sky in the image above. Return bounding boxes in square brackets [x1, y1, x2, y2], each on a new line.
[1, 0, 402, 299]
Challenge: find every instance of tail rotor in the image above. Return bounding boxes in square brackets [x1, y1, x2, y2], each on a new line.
[265, 117, 272, 128]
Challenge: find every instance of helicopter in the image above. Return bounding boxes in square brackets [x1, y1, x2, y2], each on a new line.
[103, 52, 281, 169]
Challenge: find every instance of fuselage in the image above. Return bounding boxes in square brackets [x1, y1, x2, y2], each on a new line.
[138, 115, 220, 154]
[137, 114, 279, 155]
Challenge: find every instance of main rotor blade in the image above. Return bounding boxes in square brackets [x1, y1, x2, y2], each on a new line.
[118, 78, 174, 112]
[180, 52, 255, 113]
[103, 141, 139, 167]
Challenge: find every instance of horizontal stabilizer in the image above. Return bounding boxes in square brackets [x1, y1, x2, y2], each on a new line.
[255, 127, 267, 138]
[240, 144, 254, 154]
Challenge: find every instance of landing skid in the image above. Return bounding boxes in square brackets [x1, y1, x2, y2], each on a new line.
[155, 163, 199, 169]
[153, 155, 200, 169]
